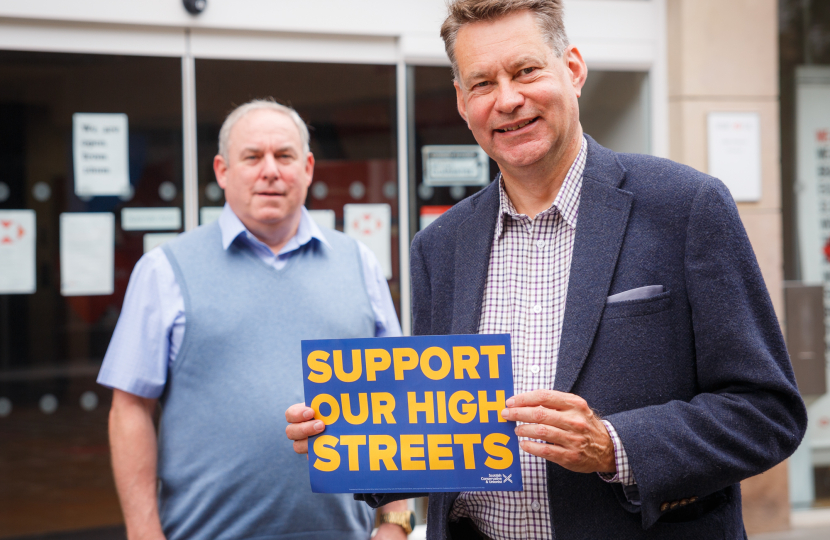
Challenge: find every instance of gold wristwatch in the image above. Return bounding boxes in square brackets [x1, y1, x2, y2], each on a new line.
[379, 510, 416, 535]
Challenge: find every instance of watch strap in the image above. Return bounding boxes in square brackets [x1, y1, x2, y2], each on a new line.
[379, 510, 414, 535]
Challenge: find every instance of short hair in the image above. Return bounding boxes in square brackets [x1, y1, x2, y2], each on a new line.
[218, 98, 310, 161]
[440, 0, 569, 81]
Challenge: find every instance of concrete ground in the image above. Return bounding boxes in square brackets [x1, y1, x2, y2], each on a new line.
[749, 508, 830, 540]
[412, 509, 830, 540]
[750, 525, 830, 540]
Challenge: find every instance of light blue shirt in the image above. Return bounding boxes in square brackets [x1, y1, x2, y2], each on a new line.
[97, 204, 401, 399]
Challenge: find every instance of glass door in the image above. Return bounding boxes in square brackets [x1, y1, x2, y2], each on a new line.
[0, 50, 183, 538]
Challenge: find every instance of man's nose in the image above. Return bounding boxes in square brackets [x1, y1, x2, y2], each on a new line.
[262, 153, 280, 179]
[494, 81, 524, 113]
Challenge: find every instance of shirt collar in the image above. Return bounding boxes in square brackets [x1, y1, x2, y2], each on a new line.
[495, 135, 587, 238]
[218, 203, 331, 253]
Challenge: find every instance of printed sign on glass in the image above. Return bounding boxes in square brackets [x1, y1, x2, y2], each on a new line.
[344, 203, 392, 279]
[0, 210, 36, 294]
[795, 65, 830, 455]
[422, 145, 490, 187]
[121, 207, 182, 231]
[72, 113, 130, 197]
[60, 212, 115, 296]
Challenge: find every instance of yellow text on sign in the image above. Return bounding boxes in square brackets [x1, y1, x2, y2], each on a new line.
[312, 433, 514, 472]
[306, 345, 506, 383]
[309, 390, 507, 426]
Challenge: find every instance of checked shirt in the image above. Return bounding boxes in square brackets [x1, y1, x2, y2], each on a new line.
[449, 137, 634, 540]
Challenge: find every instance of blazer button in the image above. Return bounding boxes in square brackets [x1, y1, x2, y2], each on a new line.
[680, 499, 689, 506]
[689, 496, 698, 503]
[670, 501, 680, 509]
[660, 503, 670, 512]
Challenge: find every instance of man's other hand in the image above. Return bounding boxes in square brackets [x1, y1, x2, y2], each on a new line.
[501, 390, 616, 474]
[285, 402, 325, 455]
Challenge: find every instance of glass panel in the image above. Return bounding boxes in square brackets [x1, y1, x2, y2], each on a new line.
[0, 50, 183, 538]
[579, 71, 650, 155]
[780, 0, 830, 509]
[194, 59, 400, 314]
[411, 66, 498, 237]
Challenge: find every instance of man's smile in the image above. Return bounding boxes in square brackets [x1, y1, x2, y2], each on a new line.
[494, 116, 539, 133]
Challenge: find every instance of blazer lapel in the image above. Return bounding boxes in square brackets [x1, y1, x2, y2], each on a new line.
[451, 180, 501, 334]
[554, 137, 633, 394]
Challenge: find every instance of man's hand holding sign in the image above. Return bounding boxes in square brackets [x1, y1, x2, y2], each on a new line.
[503, 390, 616, 475]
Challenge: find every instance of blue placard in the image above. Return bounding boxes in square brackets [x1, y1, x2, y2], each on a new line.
[301, 334, 522, 494]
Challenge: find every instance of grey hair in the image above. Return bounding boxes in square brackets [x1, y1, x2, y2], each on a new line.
[440, 0, 569, 82]
[218, 98, 310, 161]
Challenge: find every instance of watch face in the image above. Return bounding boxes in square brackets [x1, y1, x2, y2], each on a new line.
[409, 512, 416, 530]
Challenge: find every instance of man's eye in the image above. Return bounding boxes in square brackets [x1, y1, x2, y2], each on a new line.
[520, 67, 536, 76]
[473, 81, 490, 89]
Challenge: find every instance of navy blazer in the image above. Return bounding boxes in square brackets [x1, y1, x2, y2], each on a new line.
[359, 136, 807, 539]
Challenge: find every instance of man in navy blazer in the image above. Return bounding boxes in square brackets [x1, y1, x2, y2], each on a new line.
[287, 1, 807, 538]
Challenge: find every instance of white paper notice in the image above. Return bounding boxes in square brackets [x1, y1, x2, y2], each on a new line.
[73, 113, 130, 197]
[121, 207, 181, 231]
[143, 233, 179, 253]
[0, 210, 36, 294]
[422, 145, 490, 186]
[707, 112, 762, 202]
[200, 207, 223, 226]
[60, 213, 115, 296]
[308, 209, 336, 230]
[344, 204, 392, 279]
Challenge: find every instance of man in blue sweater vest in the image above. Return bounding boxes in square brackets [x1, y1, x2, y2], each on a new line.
[287, 1, 807, 539]
[98, 100, 410, 540]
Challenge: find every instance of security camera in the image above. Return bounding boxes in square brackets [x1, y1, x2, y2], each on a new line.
[183, 0, 207, 15]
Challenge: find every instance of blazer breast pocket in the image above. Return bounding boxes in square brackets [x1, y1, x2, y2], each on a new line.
[603, 285, 671, 320]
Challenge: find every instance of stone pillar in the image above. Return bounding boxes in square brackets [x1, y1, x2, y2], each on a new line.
[667, 0, 790, 534]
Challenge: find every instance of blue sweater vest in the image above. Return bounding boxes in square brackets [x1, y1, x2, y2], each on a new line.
[159, 221, 376, 540]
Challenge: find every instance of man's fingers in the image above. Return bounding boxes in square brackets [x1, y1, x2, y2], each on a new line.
[286, 419, 325, 441]
[519, 439, 565, 462]
[501, 405, 564, 428]
[285, 403, 323, 456]
[519, 439, 603, 474]
[514, 421, 568, 445]
[285, 402, 316, 423]
[293, 439, 309, 455]
[505, 389, 578, 410]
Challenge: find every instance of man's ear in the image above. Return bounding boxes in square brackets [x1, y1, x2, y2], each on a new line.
[454, 80, 471, 129]
[303, 152, 315, 188]
[565, 45, 588, 98]
[213, 154, 228, 189]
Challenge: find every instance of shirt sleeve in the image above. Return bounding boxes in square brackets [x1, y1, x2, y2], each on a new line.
[598, 420, 638, 487]
[356, 241, 402, 338]
[96, 247, 184, 399]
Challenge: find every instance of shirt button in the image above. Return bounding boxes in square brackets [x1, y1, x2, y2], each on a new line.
[536, 240, 546, 249]
[531, 501, 541, 511]
[533, 304, 542, 313]
[530, 365, 540, 374]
